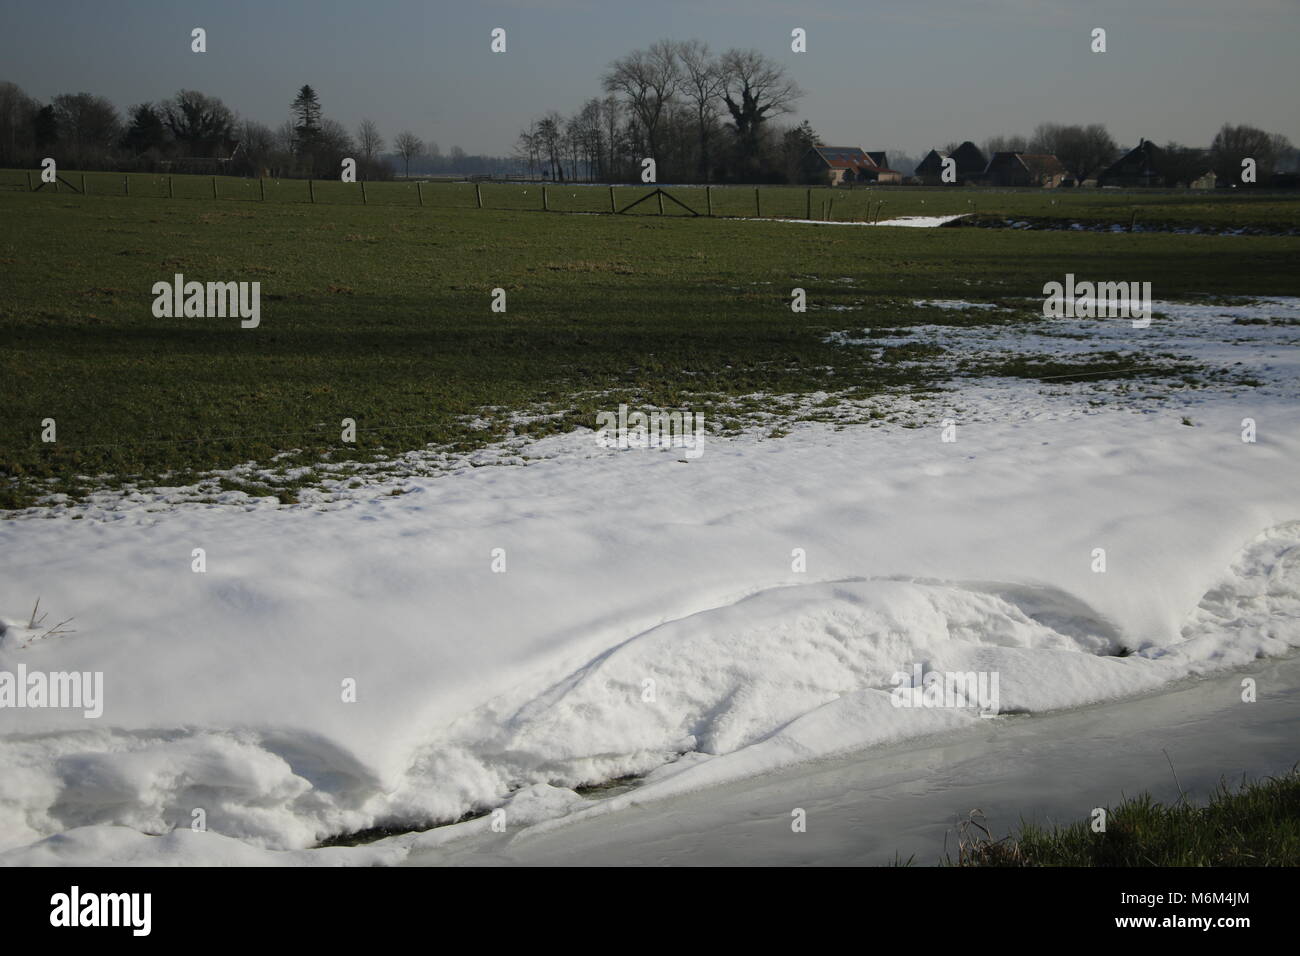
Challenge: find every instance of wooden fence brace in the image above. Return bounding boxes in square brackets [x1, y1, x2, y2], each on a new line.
[657, 191, 664, 215]
[361, 181, 367, 204]
[475, 182, 482, 208]
[416, 182, 423, 206]
[308, 179, 315, 203]
[828, 197, 834, 220]
[614, 187, 699, 217]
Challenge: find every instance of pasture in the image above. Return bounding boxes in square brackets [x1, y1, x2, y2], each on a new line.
[6, 167, 1300, 227]
[2, 181, 1299, 508]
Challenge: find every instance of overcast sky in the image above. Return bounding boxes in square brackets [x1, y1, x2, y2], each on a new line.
[3, 0, 1296, 158]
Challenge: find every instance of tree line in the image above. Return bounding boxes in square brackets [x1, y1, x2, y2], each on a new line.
[2, 58, 1295, 186]
[0, 80, 502, 180]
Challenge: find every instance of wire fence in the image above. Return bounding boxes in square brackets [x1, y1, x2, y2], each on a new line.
[0, 168, 952, 222]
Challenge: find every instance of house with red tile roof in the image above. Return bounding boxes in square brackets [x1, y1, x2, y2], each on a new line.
[802, 146, 903, 186]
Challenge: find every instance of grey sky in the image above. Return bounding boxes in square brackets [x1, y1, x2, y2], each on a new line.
[2, 0, 1296, 157]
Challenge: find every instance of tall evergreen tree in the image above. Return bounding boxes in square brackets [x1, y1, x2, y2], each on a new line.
[121, 103, 168, 155]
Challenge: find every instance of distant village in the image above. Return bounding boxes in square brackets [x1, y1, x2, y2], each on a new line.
[801, 140, 1295, 190]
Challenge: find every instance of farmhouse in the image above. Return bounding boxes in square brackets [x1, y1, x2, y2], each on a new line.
[1096, 139, 1164, 187]
[985, 152, 1068, 187]
[802, 146, 903, 186]
[915, 141, 987, 185]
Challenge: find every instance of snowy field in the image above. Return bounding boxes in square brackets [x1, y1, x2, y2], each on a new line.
[1, 296, 1298, 865]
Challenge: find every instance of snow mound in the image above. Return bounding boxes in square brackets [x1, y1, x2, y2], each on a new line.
[4, 522, 1298, 865]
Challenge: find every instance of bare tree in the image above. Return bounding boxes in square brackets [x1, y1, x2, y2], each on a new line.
[354, 119, 385, 179]
[394, 130, 423, 178]
[1061, 124, 1117, 183]
[718, 49, 802, 178]
[1028, 122, 1065, 154]
[984, 134, 1028, 156]
[574, 99, 605, 180]
[514, 122, 541, 178]
[536, 112, 564, 179]
[237, 118, 276, 174]
[1211, 123, 1281, 183]
[602, 40, 680, 167]
[1033, 124, 1116, 182]
[52, 92, 121, 166]
[0, 81, 37, 165]
[357, 119, 384, 161]
[164, 90, 233, 158]
[677, 40, 724, 181]
[600, 95, 622, 179]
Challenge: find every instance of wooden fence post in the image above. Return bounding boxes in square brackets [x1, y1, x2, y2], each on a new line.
[609, 185, 616, 213]
[416, 182, 423, 206]
[80, 174, 86, 194]
[211, 176, 217, 199]
[26, 171, 32, 191]
[706, 186, 712, 217]
[475, 182, 482, 208]
[754, 187, 760, 217]
[657, 190, 664, 215]
[361, 182, 367, 204]
[259, 178, 265, 201]
[124, 175, 129, 196]
[828, 198, 834, 220]
[542, 185, 548, 211]
[1130, 209, 1138, 232]
[806, 189, 811, 219]
[308, 179, 315, 203]
[168, 176, 174, 199]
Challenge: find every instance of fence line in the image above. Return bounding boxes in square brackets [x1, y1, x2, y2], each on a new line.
[2, 170, 923, 223]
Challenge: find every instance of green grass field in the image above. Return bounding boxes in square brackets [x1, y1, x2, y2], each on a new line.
[3, 181, 1299, 508]
[6, 167, 1300, 227]
[952, 771, 1300, 866]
